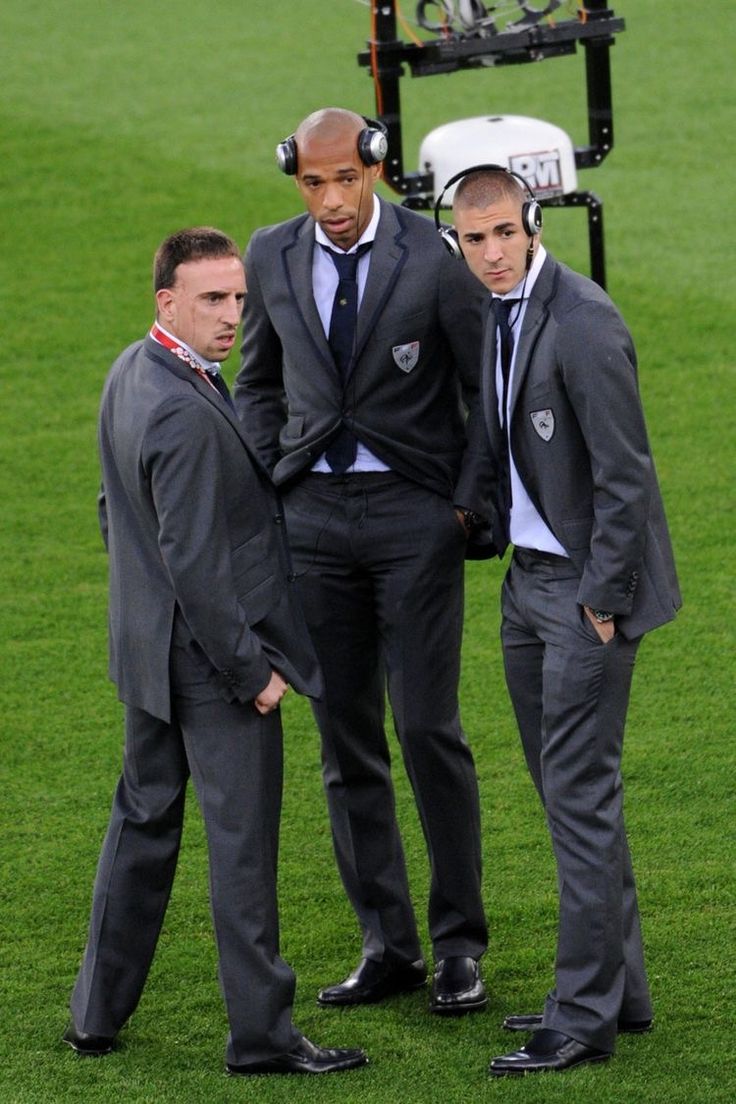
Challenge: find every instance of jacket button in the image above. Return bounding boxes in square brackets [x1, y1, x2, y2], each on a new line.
[274, 514, 283, 524]
[287, 573, 297, 583]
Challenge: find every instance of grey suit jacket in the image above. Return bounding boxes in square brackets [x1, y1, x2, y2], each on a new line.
[472, 253, 681, 639]
[98, 334, 322, 723]
[233, 197, 492, 542]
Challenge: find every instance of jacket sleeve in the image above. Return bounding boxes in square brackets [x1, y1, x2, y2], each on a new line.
[437, 250, 494, 520]
[233, 234, 287, 474]
[559, 299, 653, 614]
[141, 394, 273, 703]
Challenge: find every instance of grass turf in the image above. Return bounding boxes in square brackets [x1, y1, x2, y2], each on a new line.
[1, 1, 734, 1101]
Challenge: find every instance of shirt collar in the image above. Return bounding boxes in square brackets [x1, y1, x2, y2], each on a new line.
[494, 243, 547, 302]
[153, 322, 222, 375]
[314, 194, 380, 253]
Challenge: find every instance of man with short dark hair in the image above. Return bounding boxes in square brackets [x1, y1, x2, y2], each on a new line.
[63, 227, 367, 1077]
[235, 108, 490, 1016]
[452, 169, 681, 1075]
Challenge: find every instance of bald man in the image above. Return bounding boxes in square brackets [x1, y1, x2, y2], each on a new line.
[234, 108, 491, 1016]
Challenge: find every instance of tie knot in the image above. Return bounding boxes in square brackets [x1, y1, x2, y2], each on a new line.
[493, 298, 520, 328]
[322, 240, 372, 279]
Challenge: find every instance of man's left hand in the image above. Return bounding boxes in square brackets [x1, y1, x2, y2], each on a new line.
[583, 606, 615, 644]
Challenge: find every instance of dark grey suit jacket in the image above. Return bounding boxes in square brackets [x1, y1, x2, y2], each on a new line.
[98, 335, 322, 723]
[233, 197, 492, 549]
[472, 253, 681, 639]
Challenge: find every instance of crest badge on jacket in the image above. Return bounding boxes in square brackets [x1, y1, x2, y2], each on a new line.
[392, 342, 420, 373]
[530, 408, 555, 441]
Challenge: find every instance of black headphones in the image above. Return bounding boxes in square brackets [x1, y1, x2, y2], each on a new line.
[275, 117, 389, 176]
[433, 163, 543, 258]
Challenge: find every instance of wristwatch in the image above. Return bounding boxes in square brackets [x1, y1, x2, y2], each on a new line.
[458, 508, 486, 533]
[591, 608, 615, 623]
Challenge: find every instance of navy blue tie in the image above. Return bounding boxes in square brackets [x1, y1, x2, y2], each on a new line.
[323, 241, 372, 473]
[493, 298, 519, 429]
[492, 298, 519, 545]
[207, 369, 235, 411]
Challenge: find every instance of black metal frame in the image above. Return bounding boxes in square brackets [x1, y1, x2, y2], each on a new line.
[357, 2, 624, 287]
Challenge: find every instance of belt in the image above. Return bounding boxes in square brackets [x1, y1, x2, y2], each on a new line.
[304, 471, 401, 485]
[513, 547, 572, 570]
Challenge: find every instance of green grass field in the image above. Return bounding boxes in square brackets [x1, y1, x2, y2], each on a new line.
[1, 1, 734, 1101]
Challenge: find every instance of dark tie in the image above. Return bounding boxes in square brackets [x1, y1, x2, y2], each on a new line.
[492, 298, 520, 544]
[207, 369, 235, 411]
[322, 241, 372, 473]
[493, 298, 520, 429]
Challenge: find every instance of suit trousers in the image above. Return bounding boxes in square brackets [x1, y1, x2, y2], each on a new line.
[501, 551, 653, 1053]
[282, 472, 487, 964]
[69, 618, 300, 1066]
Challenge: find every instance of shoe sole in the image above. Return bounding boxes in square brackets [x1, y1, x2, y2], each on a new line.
[317, 981, 427, 1007]
[429, 997, 488, 1016]
[62, 1038, 114, 1057]
[489, 1052, 610, 1077]
[227, 1056, 368, 1076]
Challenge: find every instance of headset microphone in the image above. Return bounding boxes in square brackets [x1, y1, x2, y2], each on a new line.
[433, 163, 543, 257]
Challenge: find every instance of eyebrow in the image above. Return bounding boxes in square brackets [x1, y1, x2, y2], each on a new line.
[302, 167, 359, 182]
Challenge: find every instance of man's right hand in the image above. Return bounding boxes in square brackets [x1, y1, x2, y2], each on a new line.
[254, 670, 289, 715]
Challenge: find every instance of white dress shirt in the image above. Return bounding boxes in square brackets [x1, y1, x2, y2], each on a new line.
[494, 245, 568, 557]
[311, 195, 390, 474]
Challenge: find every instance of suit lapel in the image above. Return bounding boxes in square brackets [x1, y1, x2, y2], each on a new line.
[508, 256, 557, 418]
[144, 336, 273, 481]
[281, 218, 335, 374]
[353, 199, 408, 372]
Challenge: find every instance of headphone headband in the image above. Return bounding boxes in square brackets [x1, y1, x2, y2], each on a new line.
[276, 116, 388, 176]
[434, 163, 543, 257]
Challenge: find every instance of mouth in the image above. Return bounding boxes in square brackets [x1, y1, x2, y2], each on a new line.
[216, 333, 236, 348]
[322, 216, 353, 234]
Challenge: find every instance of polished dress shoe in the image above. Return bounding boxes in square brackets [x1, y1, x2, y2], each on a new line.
[489, 1028, 610, 1076]
[226, 1035, 368, 1076]
[503, 1011, 653, 1034]
[62, 1023, 115, 1056]
[429, 956, 487, 1015]
[317, 957, 427, 1006]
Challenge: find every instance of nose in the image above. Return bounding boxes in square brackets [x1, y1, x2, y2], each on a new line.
[323, 181, 344, 210]
[484, 237, 503, 264]
[223, 295, 242, 325]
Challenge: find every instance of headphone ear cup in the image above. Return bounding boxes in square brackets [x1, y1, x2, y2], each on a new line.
[438, 226, 463, 258]
[522, 199, 543, 237]
[357, 127, 388, 167]
[275, 136, 297, 175]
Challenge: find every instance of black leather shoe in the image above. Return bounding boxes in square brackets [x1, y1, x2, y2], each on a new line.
[317, 957, 426, 1006]
[503, 1011, 653, 1034]
[226, 1035, 368, 1075]
[429, 956, 487, 1015]
[62, 1023, 115, 1056]
[489, 1029, 610, 1076]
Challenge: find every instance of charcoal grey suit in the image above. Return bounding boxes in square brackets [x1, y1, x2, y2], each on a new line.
[472, 253, 681, 1052]
[234, 198, 490, 967]
[69, 334, 322, 1066]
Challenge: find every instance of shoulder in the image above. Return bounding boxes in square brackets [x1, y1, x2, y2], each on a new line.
[378, 198, 442, 246]
[543, 255, 614, 310]
[246, 212, 311, 257]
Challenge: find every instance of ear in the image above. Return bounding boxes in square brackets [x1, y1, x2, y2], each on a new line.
[155, 287, 176, 323]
